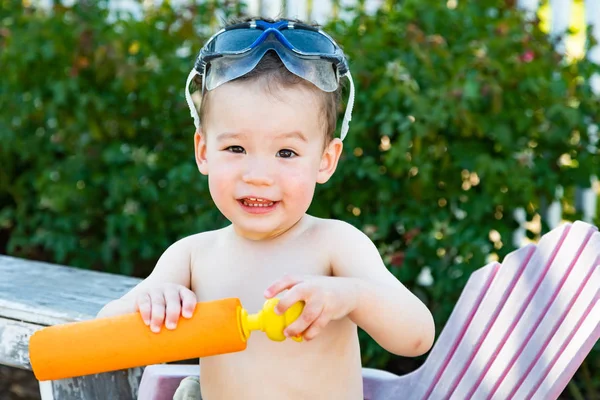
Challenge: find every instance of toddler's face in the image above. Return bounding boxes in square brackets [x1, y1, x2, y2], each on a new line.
[195, 79, 342, 240]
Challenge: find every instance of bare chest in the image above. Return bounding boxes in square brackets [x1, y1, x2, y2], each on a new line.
[190, 241, 330, 312]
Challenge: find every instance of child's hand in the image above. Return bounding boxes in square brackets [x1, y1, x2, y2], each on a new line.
[264, 275, 359, 341]
[135, 283, 197, 333]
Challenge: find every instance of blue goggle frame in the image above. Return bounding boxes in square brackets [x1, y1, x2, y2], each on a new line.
[185, 19, 355, 140]
[195, 20, 349, 76]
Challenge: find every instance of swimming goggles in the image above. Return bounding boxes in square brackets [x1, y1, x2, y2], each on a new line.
[184, 20, 355, 140]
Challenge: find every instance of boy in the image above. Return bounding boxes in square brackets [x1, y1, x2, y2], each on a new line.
[97, 17, 435, 400]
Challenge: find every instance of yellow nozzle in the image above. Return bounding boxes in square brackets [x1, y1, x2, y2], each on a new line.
[239, 299, 304, 342]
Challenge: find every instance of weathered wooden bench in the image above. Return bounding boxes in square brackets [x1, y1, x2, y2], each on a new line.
[0, 255, 143, 400]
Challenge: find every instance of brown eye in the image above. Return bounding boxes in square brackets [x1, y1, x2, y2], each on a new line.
[226, 146, 245, 154]
[277, 149, 297, 158]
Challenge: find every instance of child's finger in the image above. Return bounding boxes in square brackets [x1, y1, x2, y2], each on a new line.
[274, 284, 309, 314]
[179, 287, 197, 319]
[136, 293, 152, 326]
[302, 314, 330, 341]
[264, 275, 302, 298]
[164, 288, 181, 330]
[149, 289, 166, 333]
[284, 303, 323, 338]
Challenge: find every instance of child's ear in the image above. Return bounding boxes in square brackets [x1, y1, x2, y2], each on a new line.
[194, 129, 209, 176]
[317, 138, 343, 184]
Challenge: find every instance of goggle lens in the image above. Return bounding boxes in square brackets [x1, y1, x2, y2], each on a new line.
[208, 29, 263, 52]
[281, 29, 336, 53]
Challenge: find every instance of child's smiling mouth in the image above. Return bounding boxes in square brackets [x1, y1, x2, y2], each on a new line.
[241, 197, 275, 207]
[237, 197, 278, 214]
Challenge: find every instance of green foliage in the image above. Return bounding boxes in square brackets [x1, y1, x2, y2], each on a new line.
[0, 0, 242, 274]
[1, 0, 599, 395]
[313, 0, 600, 394]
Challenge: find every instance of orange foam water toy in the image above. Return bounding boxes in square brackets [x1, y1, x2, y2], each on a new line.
[29, 297, 304, 381]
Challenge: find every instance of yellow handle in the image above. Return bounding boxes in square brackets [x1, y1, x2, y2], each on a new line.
[239, 299, 304, 342]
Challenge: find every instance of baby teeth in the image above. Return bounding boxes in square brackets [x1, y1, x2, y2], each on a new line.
[242, 199, 274, 207]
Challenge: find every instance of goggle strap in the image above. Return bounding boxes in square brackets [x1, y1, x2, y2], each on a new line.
[185, 67, 354, 141]
[340, 71, 355, 141]
[185, 68, 201, 130]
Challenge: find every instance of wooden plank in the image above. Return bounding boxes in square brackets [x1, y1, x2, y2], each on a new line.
[486, 222, 595, 399]
[583, 0, 600, 224]
[0, 256, 144, 400]
[47, 367, 144, 400]
[588, 0, 600, 65]
[550, 0, 573, 54]
[407, 261, 501, 399]
[287, 0, 309, 20]
[0, 318, 40, 369]
[0, 318, 143, 400]
[0, 255, 141, 325]
[426, 244, 539, 398]
[311, 0, 333, 24]
[514, 231, 599, 398]
[523, 268, 599, 399]
[538, 295, 600, 399]
[517, 0, 540, 17]
[453, 225, 594, 398]
[439, 244, 537, 399]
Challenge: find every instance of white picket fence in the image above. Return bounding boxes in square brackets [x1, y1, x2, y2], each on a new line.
[513, 0, 599, 245]
[242, 0, 382, 22]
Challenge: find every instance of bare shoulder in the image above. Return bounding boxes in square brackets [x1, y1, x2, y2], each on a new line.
[309, 216, 369, 242]
[304, 215, 386, 278]
[178, 227, 222, 248]
[306, 216, 373, 254]
[178, 226, 229, 262]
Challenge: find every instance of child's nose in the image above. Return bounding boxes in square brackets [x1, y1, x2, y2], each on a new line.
[242, 159, 274, 186]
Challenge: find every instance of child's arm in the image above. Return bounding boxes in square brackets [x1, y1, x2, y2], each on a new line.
[266, 221, 435, 357]
[333, 221, 434, 356]
[96, 236, 197, 332]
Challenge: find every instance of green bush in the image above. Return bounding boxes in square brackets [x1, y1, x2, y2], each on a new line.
[0, 0, 236, 275]
[318, 1, 600, 395]
[1, 0, 598, 396]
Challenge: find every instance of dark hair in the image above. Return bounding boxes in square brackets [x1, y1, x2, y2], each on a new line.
[195, 17, 342, 143]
